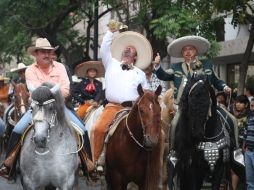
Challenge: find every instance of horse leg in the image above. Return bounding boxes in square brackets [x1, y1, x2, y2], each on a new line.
[106, 170, 128, 190]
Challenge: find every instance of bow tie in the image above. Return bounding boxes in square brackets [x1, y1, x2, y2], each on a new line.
[121, 64, 133, 71]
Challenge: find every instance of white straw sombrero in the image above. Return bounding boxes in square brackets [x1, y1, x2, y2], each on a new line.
[167, 36, 210, 57]
[10, 63, 28, 73]
[111, 31, 153, 70]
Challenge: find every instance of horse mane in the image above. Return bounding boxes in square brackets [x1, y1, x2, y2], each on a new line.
[174, 74, 216, 169]
[31, 82, 67, 126]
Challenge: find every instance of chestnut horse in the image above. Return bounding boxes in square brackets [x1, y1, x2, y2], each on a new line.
[106, 84, 163, 190]
[4, 83, 29, 146]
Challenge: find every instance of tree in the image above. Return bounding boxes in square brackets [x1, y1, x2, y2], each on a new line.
[213, 0, 254, 95]
[0, 0, 120, 72]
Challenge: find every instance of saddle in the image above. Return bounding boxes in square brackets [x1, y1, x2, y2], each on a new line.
[96, 108, 131, 166]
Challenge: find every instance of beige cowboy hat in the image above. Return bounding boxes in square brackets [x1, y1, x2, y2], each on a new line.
[111, 31, 153, 70]
[10, 63, 28, 73]
[0, 75, 10, 83]
[75, 61, 105, 78]
[27, 38, 58, 56]
[72, 75, 82, 83]
[0, 75, 4, 81]
[167, 36, 211, 57]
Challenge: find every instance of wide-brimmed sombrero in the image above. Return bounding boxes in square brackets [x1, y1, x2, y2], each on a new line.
[111, 31, 153, 70]
[167, 36, 210, 57]
[10, 63, 28, 73]
[27, 38, 58, 56]
[75, 61, 105, 78]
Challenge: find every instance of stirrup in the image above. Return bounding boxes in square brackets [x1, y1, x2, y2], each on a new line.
[0, 164, 11, 179]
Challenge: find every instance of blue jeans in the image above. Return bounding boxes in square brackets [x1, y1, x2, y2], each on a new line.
[0, 118, 5, 137]
[245, 150, 254, 190]
[13, 107, 86, 134]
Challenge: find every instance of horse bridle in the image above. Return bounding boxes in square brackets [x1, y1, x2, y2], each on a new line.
[125, 94, 150, 150]
[31, 99, 57, 155]
[15, 92, 29, 117]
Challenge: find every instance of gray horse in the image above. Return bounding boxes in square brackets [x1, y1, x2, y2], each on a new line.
[20, 83, 79, 190]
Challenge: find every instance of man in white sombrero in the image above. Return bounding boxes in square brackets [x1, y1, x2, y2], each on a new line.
[0, 37, 95, 180]
[91, 20, 153, 171]
[74, 61, 104, 119]
[154, 35, 231, 105]
[153, 35, 235, 186]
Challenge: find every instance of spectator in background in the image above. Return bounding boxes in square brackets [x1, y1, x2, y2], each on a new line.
[216, 91, 228, 109]
[229, 94, 250, 190]
[143, 53, 167, 100]
[243, 97, 254, 190]
[244, 86, 254, 104]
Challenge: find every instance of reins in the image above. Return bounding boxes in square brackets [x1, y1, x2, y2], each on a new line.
[125, 93, 150, 150]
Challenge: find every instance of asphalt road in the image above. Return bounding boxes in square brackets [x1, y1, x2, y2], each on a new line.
[0, 152, 105, 190]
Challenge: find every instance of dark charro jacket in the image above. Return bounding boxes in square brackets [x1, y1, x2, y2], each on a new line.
[155, 59, 226, 104]
[74, 77, 103, 104]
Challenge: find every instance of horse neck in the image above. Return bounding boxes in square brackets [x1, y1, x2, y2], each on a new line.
[127, 104, 144, 139]
[204, 113, 223, 140]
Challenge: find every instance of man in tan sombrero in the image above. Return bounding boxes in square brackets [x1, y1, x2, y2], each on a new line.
[74, 61, 104, 119]
[91, 20, 152, 172]
[0, 37, 95, 181]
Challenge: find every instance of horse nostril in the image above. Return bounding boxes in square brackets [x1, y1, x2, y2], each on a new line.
[144, 135, 159, 148]
[34, 136, 47, 148]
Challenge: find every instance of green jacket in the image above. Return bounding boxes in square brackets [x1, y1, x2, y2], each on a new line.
[155, 59, 226, 104]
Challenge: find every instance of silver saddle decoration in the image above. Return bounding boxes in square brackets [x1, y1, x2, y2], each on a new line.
[233, 148, 245, 167]
[167, 150, 177, 167]
[198, 137, 229, 172]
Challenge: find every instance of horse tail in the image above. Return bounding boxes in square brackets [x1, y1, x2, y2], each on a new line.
[144, 129, 163, 190]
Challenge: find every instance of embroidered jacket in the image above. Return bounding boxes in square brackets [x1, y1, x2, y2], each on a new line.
[155, 59, 226, 104]
[74, 77, 103, 103]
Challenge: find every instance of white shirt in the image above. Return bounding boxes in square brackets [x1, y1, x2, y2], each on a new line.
[100, 31, 148, 104]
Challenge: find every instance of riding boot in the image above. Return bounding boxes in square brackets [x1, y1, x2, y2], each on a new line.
[0, 132, 21, 179]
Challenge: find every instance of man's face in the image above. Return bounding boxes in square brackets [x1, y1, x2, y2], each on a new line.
[121, 46, 137, 64]
[50, 51, 57, 61]
[181, 45, 197, 62]
[18, 70, 26, 79]
[35, 49, 52, 66]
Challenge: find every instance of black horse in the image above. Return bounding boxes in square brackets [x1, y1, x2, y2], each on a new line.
[173, 73, 238, 190]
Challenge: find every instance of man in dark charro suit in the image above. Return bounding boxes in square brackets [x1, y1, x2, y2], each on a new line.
[153, 36, 232, 148]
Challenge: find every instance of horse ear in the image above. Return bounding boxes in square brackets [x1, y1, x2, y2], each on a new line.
[50, 84, 60, 94]
[155, 85, 162, 96]
[137, 84, 144, 96]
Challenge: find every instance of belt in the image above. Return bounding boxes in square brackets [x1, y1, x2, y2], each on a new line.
[121, 101, 133, 107]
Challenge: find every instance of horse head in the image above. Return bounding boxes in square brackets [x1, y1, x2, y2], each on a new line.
[179, 73, 216, 142]
[13, 83, 30, 117]
[136, 84, 162, 148]
[30, 83, 65, 150]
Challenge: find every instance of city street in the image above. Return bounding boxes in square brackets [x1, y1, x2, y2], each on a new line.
[0, 153, 105, 190]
